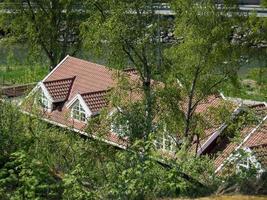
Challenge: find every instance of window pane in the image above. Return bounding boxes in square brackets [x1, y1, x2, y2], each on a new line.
[39, 91, 49, 109]
[71, 101, 87, 122]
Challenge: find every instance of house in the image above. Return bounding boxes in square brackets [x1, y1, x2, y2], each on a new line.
[196, 102, 267, 174]
[23, 55, 267, 174]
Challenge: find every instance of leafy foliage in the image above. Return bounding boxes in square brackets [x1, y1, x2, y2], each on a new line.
[0, 0, 86, 68]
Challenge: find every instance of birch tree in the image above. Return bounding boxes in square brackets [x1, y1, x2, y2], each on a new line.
[82, 0, 169, 142]
[164, 0, 242, 149]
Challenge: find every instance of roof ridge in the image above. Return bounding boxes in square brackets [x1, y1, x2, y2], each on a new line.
[43, 55, 70, 82]
[44, 76, 76, 84]
[249, 103, 266, 108]
[80, 89, 111, 96]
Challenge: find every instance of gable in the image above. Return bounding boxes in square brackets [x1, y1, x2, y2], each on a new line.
[66, 94, 92, 117]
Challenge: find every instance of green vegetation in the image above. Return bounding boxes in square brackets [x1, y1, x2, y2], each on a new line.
[0, 44, 49, 85]
[0, 102, 217, 199]
[0, 0, 86, 68]
[0, 0, 266, 199]
[0, 64, 48, 85]
[222, 68, 267, 102]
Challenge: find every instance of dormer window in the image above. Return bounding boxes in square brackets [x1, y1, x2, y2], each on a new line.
[155, 133, 176, 152]
[38, 90, 52, 111]
[71, 100, 87, 122]
[109, 108, 129, 137]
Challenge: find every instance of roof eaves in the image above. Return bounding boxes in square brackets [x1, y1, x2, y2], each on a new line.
[21, 109, 127, 150]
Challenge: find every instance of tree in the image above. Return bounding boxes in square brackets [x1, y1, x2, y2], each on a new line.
[0, 0, 86, 69]
[161, 0, 242, 149]
[81, 0, 169, 143]
[238, 0, 267, 86]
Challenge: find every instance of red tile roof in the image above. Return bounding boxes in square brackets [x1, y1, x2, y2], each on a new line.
[244, 118, 267, 148]
[26, 55, 267, 166]
[31, 56, 131, 148]
[44, 56, 115, 103]
[250, 144, 267, 169]
[44, 77, 75, 102]
[213, 104, 267, 170]
[81, 90, 109, 114]
[189, 95, 236, 154]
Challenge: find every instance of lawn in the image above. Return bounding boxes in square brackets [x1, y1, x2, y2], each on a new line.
[222, 68, 267, 102]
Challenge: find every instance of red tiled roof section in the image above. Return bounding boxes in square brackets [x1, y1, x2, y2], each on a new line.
[250, 144, 267, 169]
[244, 117, 267, 148]
[44, 56, 115, 101]
[195, 95, 223, 113]
[81, 90, 109, 114]
[180, 94, 224, 114]
[189, 95, 234, 154]
[214, 104, 267, 170]
[44, 77, 75, 102]
[213, 126, 255, 169]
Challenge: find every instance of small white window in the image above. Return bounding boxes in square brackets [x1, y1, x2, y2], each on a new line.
[111, 122, 129, 137]
[109, 108, 129, 137]
[155, 133, 176, 152]
[71, 100, 87, 122]
[39, 91, 49, 109]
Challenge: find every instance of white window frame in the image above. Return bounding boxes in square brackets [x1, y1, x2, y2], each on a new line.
[154, 133, 176, 153]
[70, 100, 88, 123]
[40, 91, 49, 109]
[38, 89, 52, 112]
[109, 107, 129, 138]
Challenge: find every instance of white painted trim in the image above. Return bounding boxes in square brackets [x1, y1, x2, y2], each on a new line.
[66, 94, 79, 108]
[20, 110, 127, 150]
[219, 92, 226, 100]
[39, 82, 54, 102]
[19, 55, 70, 106]
[215, 114, 267, 173]
[66, 94, 92, 117]
[42, 55, 70, 82]
[197, 124, 227, 155]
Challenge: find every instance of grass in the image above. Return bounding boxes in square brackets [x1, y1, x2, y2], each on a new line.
[222, 68, 267, 102]
[0, 64, 49, 85]
[0, 43, 49, 85]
